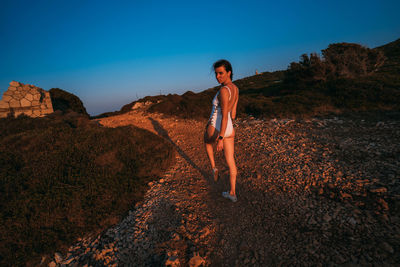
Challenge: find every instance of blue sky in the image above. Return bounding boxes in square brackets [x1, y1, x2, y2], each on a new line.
[1, 0, 399, 115]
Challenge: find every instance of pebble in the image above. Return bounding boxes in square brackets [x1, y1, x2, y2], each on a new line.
[323, 214, 332, 223]
[381, 242, 394, 254]
[54, 252, 63, 263]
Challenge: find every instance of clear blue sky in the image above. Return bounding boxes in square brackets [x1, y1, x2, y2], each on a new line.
[1, 0, 399, 115]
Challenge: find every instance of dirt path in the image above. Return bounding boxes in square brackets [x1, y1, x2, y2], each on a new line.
[54, 110, 399, 266]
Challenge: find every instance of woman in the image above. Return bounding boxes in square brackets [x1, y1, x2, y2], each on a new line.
[204, 59, 239, 202]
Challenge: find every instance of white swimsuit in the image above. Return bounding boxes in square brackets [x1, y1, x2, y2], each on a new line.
[209, 85, 234, 137]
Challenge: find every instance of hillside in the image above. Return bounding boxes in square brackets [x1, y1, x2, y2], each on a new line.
[0, 113, 175, 266]
[376, 38, 400, 74]
[95, 38, 400, 120]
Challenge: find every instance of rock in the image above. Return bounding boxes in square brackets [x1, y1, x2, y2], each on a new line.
[370, 187, 387, 194]
[165, 255, 180, 266]
[9, 99, 20, 108]
[20, 98, 31, 107]
[340, 192, 352, 200]
[9, 81, 19, 87]
[348, 217, 357, 226]
[40, 256, 47, 265]
[308, 217, 317, 225]
[199, 227, 210, 239]
[33, 93, 41, 100]
[54, 252, 63, 263]
[132, 102, 145, 110]
[188, 252, 205, 267]
[0, 100, 9, 108]
[62, 256, 75, 265]
[323, 214, 332, 223]
[33, 109, 41, 116]
[381, 241, 394, 254]
[377, 198, 389, 210]
[1, 95, 12, 102]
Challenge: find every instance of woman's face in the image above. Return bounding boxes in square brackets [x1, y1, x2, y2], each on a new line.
[215, 66, 231, 84]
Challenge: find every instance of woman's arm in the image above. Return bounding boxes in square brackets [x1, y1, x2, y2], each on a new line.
[218, 86, 230, 138]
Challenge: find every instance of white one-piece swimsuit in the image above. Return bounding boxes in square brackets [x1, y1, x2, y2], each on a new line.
[209, 85, 233, 137]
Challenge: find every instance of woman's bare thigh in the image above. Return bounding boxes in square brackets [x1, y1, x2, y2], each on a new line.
[223, 136, 235, 163]
[204, 124, 219, 143]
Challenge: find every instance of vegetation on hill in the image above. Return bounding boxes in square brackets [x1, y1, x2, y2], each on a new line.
[49, 88, 89, 117]
[96, 38, 400, 119]
[0, 113, 175, 266]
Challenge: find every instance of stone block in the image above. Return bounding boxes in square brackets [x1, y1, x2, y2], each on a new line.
[40, 104, 46, 109]
[24, 110, 33, 116]
[0, 101, 9, 108]
[23, 84, 30, 90]
[43, 109, 53, 114]
[9, 81, 19, 87]
[33, 94, 41, 101]
[32, 100, 40, 106]
[3, 91, 12, 96]
[2, 95, 12, 102]
[9, 99, 20, 108]
[20, 98, 31, 107]
[25, 93, 34, 101]
[14, 95, 23, 101]
[45, 100, 53, 107]
[0, 112, 9, 118]
[14, 111, 25, 117]
[8, 86, 17, 91]
[33, 110, 41, 116]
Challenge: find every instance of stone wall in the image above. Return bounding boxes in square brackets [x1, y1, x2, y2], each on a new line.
[0, 81, 54, 118]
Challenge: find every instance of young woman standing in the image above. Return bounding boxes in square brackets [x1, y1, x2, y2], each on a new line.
[204, 59, 239, 202]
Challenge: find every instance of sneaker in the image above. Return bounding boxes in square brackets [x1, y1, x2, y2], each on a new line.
[222, 191, 237, 202]
[213, 168, 219, 182]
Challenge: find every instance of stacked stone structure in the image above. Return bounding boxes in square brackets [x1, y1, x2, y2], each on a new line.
[0, 81, 54, 118]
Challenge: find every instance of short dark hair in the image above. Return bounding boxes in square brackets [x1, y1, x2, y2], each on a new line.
[213, 59, 233, 80]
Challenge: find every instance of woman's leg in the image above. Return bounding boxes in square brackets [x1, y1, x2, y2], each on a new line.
[223, 135, 237, 196]
[204, 125, 219, 170]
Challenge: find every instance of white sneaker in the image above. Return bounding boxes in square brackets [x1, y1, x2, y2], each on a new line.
[222, 191, 237, 202]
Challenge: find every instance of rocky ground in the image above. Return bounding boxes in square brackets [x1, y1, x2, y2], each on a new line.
[47, 110, 400, 266]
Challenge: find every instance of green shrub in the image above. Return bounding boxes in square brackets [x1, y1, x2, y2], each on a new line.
[0, 115, 175, 266]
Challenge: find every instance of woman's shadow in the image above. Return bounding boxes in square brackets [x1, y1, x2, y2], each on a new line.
[148, 117, 209, 180]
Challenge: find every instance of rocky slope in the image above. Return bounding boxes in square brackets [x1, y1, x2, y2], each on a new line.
[47, 110, 399, 266]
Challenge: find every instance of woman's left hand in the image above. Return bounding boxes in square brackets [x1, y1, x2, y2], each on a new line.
[217, 139, 224, 151]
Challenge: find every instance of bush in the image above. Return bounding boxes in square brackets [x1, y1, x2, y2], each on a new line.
[0, 115, 175, 266]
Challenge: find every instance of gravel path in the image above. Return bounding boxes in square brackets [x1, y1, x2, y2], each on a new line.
[49, 111, 400, 266]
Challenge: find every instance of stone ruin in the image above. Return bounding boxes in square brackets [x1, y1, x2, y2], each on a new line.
[0, 81, 54, 118]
